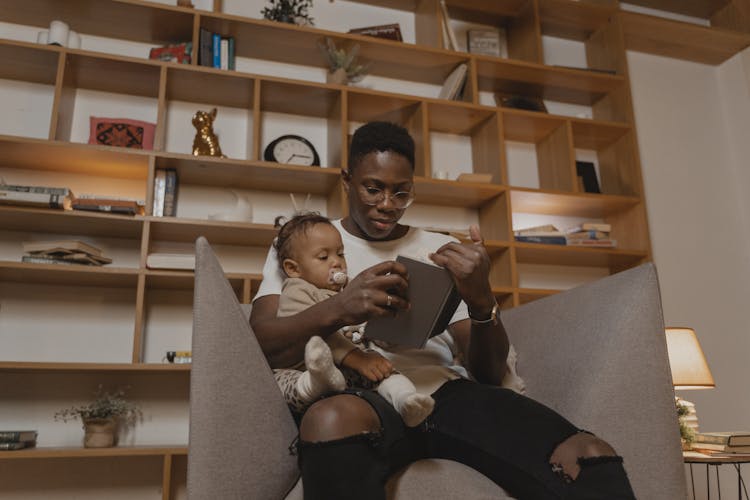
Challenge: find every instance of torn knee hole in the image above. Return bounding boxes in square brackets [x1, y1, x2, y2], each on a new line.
[549, 433, 618, 482]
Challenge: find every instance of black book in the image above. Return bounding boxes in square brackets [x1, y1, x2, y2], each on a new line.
[199, 28, 214, 67]
[365, 256, 461, 348]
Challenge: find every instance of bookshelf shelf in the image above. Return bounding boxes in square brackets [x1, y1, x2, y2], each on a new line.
[518, 288, 560, 305]
[144, 270, 260, 291]
[413, 177, 505, 208]
[0, 444, 188, 460]
[513, 243, 648, 268]
[538, 0, 617, 41]
[147, 217, 277, 246]
[0, 206, 144, 238]
[623, 0, 732, 19]
[0, 261, 140, 287]
[0, 361, 191, 372]
[510, 189, 640, 217]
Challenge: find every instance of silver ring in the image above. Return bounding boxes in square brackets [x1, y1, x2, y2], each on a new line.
[386, 295, 392, 307]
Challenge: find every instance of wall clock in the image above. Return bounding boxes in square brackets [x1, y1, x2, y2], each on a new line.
[264, 135, 320, 166]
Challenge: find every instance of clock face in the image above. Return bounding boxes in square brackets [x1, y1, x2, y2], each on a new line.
[264, 135, 320, 167]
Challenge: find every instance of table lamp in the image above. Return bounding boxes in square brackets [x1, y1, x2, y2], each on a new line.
[665, 327, 715, 434]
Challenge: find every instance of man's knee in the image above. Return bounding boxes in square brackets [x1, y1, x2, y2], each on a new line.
[300, 394, 380, 442]
[549, 432, 617, 482]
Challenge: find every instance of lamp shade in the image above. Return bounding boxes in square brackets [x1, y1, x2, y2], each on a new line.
[665, 327, 715, 389]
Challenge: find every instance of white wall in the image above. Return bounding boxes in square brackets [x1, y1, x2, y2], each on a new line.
[628, 47, 750, 499]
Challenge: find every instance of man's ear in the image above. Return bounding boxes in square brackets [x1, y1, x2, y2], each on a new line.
[341, 169, 351, 195]
[282, 258, 301, 278]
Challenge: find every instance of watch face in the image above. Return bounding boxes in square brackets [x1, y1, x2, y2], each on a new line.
[264, 135, 320, 166]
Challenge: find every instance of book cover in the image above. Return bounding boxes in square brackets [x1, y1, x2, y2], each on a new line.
[220, 38, 229, 70]
[0, 430, 37, 443]
[695, 431, 750, 447]
[438, 63, 467, 101]
[163, 169, 178, 217]
[199, 28, 213, 67]
[152, 169, 167, 217]
[23, 239, 102, 257]
[348, 24, 403, 41]
[212, 32, 221, 68]
[364, 256, 461, 348]
[514, 235, 567, 245]
[467, 29, 501, 57]
[228, 37, 235, 70]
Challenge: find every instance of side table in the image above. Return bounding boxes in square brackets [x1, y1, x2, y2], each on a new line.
[684, 451, 750, 499]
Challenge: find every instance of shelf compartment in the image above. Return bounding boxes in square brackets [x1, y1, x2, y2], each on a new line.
[0, 445, 188, 460]
[0, 261, 139, 287]
[1, 0, 194, 46]
[0, 40, 60, 85]
[569, 118, 630, 150]
[166, 67, 255, 110]
[145, 270, 259, 291]
[514, 242, 647, 268]
[502, 110, 567, 143]
[0, 206, 144, 238]
[413, 177, 504, 208]
[517, 287, 559, 305]
[538, 0, 617, 41]
[621, 0, 732, 19]
[484, 240, 513, 289]
[619, 11, 750, 65]
[147, 217, 277, 246]
[510, 188, 640, 217]
[475, 58, 626, 106]
[0, 361, 190, 372]
[0, 136, 150, 179]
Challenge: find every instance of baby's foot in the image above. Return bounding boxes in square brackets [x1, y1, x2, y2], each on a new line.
[397, 393, 435, 427]
[305, 336, 346, 393]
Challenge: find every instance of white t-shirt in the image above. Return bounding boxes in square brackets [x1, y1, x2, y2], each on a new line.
[255, 220, 525, 394]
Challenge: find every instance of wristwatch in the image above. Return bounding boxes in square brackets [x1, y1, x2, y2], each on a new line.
[469, 300, 499, 326]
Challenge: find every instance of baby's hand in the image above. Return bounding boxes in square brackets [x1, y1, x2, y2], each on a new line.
[341, 349, 393, 382]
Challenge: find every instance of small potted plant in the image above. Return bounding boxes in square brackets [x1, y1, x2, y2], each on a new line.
[261, 0, 314, 26]
[55, 385, 142, 448]
[318, 37, 370, 85]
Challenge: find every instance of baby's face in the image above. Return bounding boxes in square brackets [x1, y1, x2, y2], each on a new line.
[289, 223, 347, 291]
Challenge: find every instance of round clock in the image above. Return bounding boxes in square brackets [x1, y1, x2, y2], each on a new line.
[264, 135, 320, 167]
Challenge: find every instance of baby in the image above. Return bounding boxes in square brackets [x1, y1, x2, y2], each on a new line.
[271, 212, 434, 426]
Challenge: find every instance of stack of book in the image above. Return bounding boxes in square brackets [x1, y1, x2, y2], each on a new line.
[692, 431, 750, 454]
[0, 183, 73, 210]
[199, 28, 235, 70]
[0, 430, 37, 451]
[72, 194, 145, 216]
[22, 239, 112, 266]
[152, 168, 178, 217]
[565, 223, 616, 248]
[146, 252, 195, 270]
[514, 224, 566, 245]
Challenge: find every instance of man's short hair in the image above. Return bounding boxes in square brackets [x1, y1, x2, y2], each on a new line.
[348, 121, 415, 172]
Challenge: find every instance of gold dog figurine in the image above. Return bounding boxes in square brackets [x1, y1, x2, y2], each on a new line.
[192, 108, 225, 157]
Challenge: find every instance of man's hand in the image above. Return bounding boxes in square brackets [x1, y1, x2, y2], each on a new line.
[332, 260, 410, 326]
[341, 349, 394, 382]
[429, 224, 495, 317]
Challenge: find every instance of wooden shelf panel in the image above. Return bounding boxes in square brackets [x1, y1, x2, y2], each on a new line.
[154, 154, 340, 194]
[570, 118, 630, 150]
[0, 445, 188, 460]
[475, 58, 626, 106]
[510, 189, 640, 217]
[0, 361, 191, 372]
[0, 136, 150, 180]
[514, 242, 647, 268]
[166, 66, 256, 109]
[502, 110, 567, 143]
[620, 11, 750, 65]
[347, 91, 422, 125]
[1, 0, 194, 45]
[538, 0, 617, 41]
[147, 217, 277, 246]
[64, 51, 162, 98]
[444, 0, 528, 25]
[621, 0, 732, 19]
[0, 261, 139, 287]
[414, 177, 504, 208]
[0, 206, 144, 238]
[427, 102, 497, 135]
[261, 78, 343, 119]
[145, 270, 260, 290]
[0, 40, 60, 84]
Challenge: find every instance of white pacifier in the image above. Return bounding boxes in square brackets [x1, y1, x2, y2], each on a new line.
[329, 268, 348, 286]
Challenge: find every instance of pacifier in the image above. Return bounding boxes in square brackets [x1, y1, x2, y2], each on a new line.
[328, 268, 348, 286]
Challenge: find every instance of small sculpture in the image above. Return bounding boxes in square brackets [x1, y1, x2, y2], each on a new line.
[318, 38, 369, 85]
[192, 108, 224, 157]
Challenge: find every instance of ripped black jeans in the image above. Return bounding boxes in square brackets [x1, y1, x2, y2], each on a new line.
[297, 379, 636, 500]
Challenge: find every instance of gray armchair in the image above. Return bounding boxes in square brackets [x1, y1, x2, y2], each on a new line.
[188, 237, 686, 499]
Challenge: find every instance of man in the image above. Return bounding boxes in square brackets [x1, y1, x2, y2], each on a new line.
[250, 121, 635, 499]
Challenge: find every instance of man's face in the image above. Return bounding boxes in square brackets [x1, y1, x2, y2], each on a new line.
[343, 150, 414, 241]
[283, 223, 347, 291]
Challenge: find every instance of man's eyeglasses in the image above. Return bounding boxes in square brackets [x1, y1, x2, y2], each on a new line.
[357, 185, 415, 209]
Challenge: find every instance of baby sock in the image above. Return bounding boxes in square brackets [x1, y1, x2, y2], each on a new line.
[296, 336, 346, 403]
[377, 374, 435, 427]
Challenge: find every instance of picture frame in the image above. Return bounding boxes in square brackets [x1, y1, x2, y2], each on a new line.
[467, 29, 502, 57]
[576, 161, 601, 194]
[149, 42, 192, 64]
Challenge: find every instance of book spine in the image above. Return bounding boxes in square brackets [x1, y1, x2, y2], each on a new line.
[73, 204, 137, 215]
[514, 235, 567, 245]
[220, 38, 229, 70]
[0, 431, 34, 442]
[163, 169, 178, 217]
[152, 169, 166, 217]
[212, 33, 221, 68]
[228, 37, 235, 70]
[439, 0, 458, 51]
[0, 190, 65, 209]
[1, 185, 71, 196]
[199, 28, 213, 67]
[22, 255, 77, 265]
[695, 434, 729, 445]
[0, 442, 31, 450]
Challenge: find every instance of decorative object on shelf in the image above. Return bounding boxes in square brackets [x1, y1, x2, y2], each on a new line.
[513, 224, 566, 245]
[261, 0, 314, 26]
[149, 42, 192, 64]
[89, 117, 156, 150]
[467, 29, 502, 57]
[191, 108, 225, 157]
[0, 430, 37, 451]
[47, 20, 69, 46]
[433, 170, 449, 180]
[438, 63, 468, 101]
[208, 189, 253, 222]
[576, 161, 601, 194]
[176, 0, 194, 7]
[54, 386, 142, 449]
[348, 23, 403, 42]
[665, 327, 715, 449]
[318, 37, 369, 85]
[264, 134, 320, 166]
[494, 93, 547, 113]
[164, 350, 193, 364]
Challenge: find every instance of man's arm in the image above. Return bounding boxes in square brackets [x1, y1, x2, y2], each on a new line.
[448, 317, 509, 385]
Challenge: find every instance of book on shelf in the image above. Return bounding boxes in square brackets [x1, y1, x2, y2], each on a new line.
[348, 23, 403, 42]
[565, 239, 617, 248]
[0, 184, 72, 196]
[438, 63, 468, 101]
[0, 188, 73, 210]
[0, 441, 36, 451]
[467, 29, 501, 57]
[22, 253, 111, 266]
[365, 256, 461, 348]
[22, 255, 77, 266]
[72, 195, 145, 216]
[212, 32, 221, 68]
[199, 27, 213, 67]
[23, 239, 103, 257]
[565, 230, 610, 241]
[695, 431, 750, 447]
[566, 222, 612, 234]
[146, 253, 196, 270]
[220, 38, 229, 70]
[554, 65, 617, 75]
[0, 430, 37, 443]
[438, 0, 458, 51]
[514, 224, 563, 237]
[152, 169, 167, 217]
[163, 169, 178, 217]
[576, 161, 601, 194]
[692, 443, 750, 454]
[514, 235, 567, 245]
[198, 29, 235, 69]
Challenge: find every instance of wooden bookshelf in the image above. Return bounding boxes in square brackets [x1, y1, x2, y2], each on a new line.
[0, 362, 191, 372]
[0, 445, 187, 460]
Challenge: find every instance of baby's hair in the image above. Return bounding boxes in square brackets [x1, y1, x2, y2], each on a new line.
[273, 212, 334, 268]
